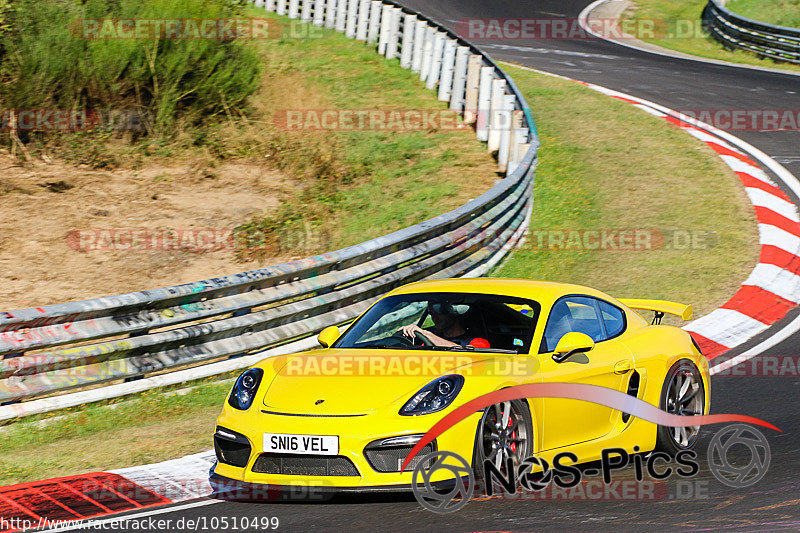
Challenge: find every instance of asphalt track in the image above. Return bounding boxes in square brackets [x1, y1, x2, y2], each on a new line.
[56, 1, 800, 531]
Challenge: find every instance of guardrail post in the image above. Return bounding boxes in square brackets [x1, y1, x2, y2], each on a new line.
[411, 19, 427, 72]
[266, 0, 277, 12]
[378, 4, 392, 55]
[386, 7, 402, 59]
[400, 14, 416, 69]
[420, 25, 435, 81]
[277, 0, 287, 15]
[301, 0, 313, 22]
[507, 110, 526, 175]
[289, 0, 300, 18]
[497, 95, 516, 173]
[345, 0, 359, 37]
[425, 32, 445, 90]
[449, 46, 469, 111]
[487, 78, 507, 153]
[335, 0, 347, 31]
[437, 39, 457, 102]
[464, 55, 482, 124]
[355, 0, 369, 39]
[313, 0, 325, 26]
[475, 66, 494, 141]
[367, 0, 382, 44]
[325, 0, 337, 28]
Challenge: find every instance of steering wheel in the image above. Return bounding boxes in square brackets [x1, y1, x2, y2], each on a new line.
[414, 330, 435, 347]
[388, 330, 435, 347]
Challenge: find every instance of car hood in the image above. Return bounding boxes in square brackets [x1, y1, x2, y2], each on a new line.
[259, 348, 506, 415]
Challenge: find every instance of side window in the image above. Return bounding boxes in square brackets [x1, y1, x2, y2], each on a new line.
[541, 296, 606, 352]
[599, 300, 626, 338]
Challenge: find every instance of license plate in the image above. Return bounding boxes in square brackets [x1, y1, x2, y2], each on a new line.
[263, 433, 339, 455]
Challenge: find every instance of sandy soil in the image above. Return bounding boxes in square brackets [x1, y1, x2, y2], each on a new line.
[0, 151, 296, 310]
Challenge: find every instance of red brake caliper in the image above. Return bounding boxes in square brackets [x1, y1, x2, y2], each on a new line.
[508, 415, 517, 453]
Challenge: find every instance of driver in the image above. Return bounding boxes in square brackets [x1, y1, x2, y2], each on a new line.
[398, 302, 476, 347]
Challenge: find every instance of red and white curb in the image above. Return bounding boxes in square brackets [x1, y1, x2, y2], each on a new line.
[578, 82, 800, 360]
[509, 64, 800, 363]
[0, 452, 215, 532]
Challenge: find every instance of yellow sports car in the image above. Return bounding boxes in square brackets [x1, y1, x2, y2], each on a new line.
[211, 278, 710, 493]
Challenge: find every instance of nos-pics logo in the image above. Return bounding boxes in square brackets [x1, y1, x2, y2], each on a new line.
[411, 424, 771, 514]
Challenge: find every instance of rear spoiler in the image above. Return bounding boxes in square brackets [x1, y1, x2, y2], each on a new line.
[618, 299, 693, 321]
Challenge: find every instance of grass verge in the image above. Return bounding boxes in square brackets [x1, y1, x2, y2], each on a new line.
[620, 0, 800, 73]
[230, 11, 499, 257]
[0, 378, 233, 485]
[727, 0, 800, 28]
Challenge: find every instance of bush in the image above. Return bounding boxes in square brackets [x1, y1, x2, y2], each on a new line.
[0, 0, 261, 137]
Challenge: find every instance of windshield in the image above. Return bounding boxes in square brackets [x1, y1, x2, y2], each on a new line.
[334, 292, 540, 353]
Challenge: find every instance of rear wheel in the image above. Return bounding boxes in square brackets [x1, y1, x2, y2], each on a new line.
[472, 399, 533, 478]
[655, 359, 706, 455]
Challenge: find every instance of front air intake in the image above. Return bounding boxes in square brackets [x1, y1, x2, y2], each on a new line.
[252, 454, 360, 476]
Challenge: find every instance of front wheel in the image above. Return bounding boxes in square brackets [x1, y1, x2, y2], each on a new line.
[472, 399, 533, 479]
[655, 359, 706, 455]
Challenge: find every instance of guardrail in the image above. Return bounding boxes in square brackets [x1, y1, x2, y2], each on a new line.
[0, 0, 538, 420]
[703, 0, 800, 65]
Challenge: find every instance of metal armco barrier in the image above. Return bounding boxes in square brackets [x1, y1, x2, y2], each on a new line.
[704, 0, 800, 65]
[0, 0, 538, 420]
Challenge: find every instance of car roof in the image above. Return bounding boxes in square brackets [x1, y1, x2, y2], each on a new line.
[388, 278, 617, 305]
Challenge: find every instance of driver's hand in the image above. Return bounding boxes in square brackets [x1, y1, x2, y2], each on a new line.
[399, 324, 424, 339]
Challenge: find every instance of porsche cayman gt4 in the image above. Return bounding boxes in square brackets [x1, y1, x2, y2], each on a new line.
[211, 278, 710, 492]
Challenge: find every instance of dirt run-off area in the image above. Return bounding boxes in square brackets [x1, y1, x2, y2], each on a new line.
[0, 151, 296, 311]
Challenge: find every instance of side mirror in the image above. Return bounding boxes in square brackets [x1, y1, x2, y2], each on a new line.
[317, 326, 341, 348]
[552, 332, 595, 363]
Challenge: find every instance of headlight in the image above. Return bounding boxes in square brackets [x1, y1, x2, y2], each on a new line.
[399, 375, 464, 416]
[228, 368, 264, 410]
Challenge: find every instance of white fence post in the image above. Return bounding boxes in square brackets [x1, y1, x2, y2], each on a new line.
[425, 32, 445, 90]
[367, 0, 382, 44]
[437, 39, 457, 102]
[497, 95, 515, 173]
[356, 0, 370, 40]
[386, 7, 402, 59]
[487, 78, 507, 153]
[266, 0, 277, 12]
[449, 46, 469, 111]
[420, 26, 435, 81]
[411, 20, 426, 72]
[378, 4, 392, 55]
[289, 0, 300, 18]
[277, 0, 287, 16]
[507, 110, 526, 176]
[476, 66, 494, 141]
[400, 13, 416, 69]
[301, 0, 313, 22]
[325, 0, 336, 28]
[313, 0, 325, 26]
[335, 0, 347, 31]
[464, 54, 482, 124]
[346, 0, 359, 38]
